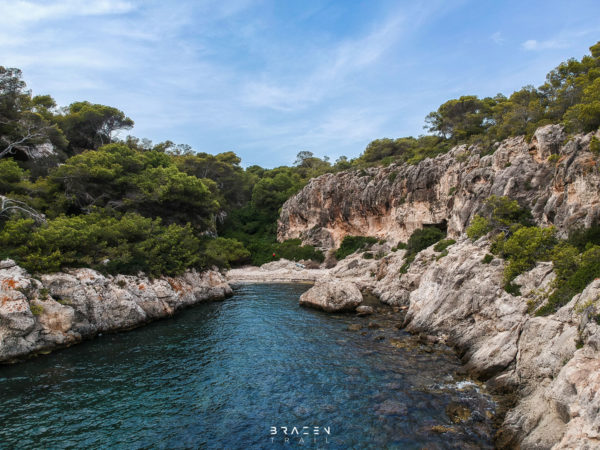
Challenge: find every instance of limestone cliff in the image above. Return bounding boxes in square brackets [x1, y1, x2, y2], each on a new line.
[279, 125, 600, 248]
[275, 124, 600, 448]
[0, 260, 232, 363]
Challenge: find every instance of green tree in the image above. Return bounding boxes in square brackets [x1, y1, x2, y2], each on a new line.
[58, 101, 134, 154]
[425, 95, 494, 141]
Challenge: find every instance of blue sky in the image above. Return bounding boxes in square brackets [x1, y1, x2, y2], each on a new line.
[1, 0, 599, 167]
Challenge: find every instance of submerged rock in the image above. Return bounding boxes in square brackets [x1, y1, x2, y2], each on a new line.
[446, 402, 472, 423]
[356, 305, 374, 316]
[299, 279, 362, 312]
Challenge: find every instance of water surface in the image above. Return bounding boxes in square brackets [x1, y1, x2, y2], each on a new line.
[0, 284, 495, 449]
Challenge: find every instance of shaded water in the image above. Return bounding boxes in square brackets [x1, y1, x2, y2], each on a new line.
[0, 284, 495, 449]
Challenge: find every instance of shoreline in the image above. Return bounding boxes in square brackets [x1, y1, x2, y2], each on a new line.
[2, 253, 599, 447]
[227, 251, 600, 448]
[0, 261, 232, 364]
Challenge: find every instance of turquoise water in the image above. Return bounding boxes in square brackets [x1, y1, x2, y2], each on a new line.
[0, 284, 495, 449]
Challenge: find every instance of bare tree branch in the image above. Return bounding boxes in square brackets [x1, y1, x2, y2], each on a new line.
[0, 195, 46, 224]
[0, 118, 53, 159]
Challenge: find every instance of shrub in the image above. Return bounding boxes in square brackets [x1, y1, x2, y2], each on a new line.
[273, 239, 324, 264]
[504, 282, 522, 296]
[335, 236, 378, 260]
[466, 215, 491, 240]
[502, 226, 556, 283]
[433, 239, 456, 253]
[363, 252, 374, 259]
[399, 227, 446, 274]
[387, 172, 397, 183]
[436, 249, 449, 260]
[406, 227, 445, 255]
[482, 253, 494, 264]
[0, 212, 208, 277]
[392, 242, 407, 251]
[30, 303, 44, 316]
[591, 136, 600, 155]
[547, 154, 560, 164]
[567, 225, 600, 251]
[538, 244, 600, 315]
[202, 237, 251, 268]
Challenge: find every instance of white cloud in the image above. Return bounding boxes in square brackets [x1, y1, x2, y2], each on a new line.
[521, 38, 567, 51]
[491, 31, 504, 45]
[0, 0, 134, 24]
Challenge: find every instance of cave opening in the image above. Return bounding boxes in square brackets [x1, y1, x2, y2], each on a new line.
[422, 219, 448, 233]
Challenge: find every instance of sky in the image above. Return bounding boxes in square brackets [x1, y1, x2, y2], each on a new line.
[1, 0, 600, 168]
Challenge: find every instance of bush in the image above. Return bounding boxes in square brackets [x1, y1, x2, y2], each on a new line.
[504, 282, 522, 296]
[482, 253, 494, 264]
[335, 235, 378, 260]
[201, 237, 250, 268]
[591, 136, 600, 154]
[30, 303, 44, 316]
[0, 212, 209, 277]
[567, 225, 600, 251]
[502, 226, 556, 283]
[538, 244, 600, 315]
[466, 215, 491, 240]
[398, 227, 446, 274]
[433, 239, 456, 253]
[273, 239, 324, 264]
[392, 242, 407, 251]
[406, 227, 445, 255]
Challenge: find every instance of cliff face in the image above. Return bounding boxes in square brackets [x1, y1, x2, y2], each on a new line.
[386, 240, 600, 448]
[0, 261, 232, 363]
[279, 125, 600, 248]
[275, 124, 600, 448]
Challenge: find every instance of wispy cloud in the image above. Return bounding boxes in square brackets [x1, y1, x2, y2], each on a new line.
[0, 0, 134, 24]
[521, 38, 567, 51]
[241, 8, 409, 112]
[2, 0, 599, 167]
[491, 32, 504, 45]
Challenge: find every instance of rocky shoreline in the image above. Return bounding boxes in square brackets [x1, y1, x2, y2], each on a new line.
[0, 260, 232, 363]
[227, 248, 600, 448]
[271, 124, 600, 449]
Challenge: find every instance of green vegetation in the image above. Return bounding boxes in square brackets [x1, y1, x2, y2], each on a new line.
[466, 194, 600, 314]
[433, 239, 456, 253]
[500, 226, 557, 285]
[335, 235, 379, 260]
[482, 254, 494, 264]
[29, 303, 44, 316]
[400, 227, 446, 274]
[1, 41, 600, 277]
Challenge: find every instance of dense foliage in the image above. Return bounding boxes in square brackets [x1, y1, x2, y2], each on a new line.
[0, 41, 599, 277]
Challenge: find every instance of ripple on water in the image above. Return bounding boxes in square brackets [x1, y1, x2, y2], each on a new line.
[0, 283, 496, 449]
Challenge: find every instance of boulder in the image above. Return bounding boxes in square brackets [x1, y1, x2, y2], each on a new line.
[299, 279, 362, 312]
[356, 305, 374, 316]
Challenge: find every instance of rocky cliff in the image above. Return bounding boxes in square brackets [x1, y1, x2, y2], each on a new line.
[279, 125, 600, 248]
[0, 260, 232, 363]
[275, 124, 600, 448]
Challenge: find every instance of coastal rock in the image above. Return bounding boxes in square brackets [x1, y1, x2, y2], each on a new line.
[299, 279, 363, 312]
[275, 125, 600, 448]
[356, 305, 374, 316]
[279, 125, 600, 248]
[0, 262, 232, 363]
